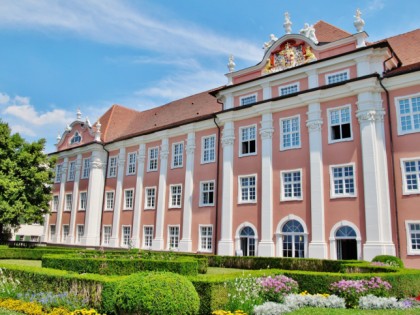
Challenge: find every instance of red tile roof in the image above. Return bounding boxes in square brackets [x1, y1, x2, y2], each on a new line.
[314, 20, 352, 43]
[383, 29, 420, 66]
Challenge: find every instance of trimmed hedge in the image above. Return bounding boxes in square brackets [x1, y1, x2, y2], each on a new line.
[0, 247, 85, 260]
[42, 253, 200, 276]
[372, 255, 404, 268]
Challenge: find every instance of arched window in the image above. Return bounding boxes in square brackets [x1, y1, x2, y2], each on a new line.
[336, 226, 356, 238]
[240, 226, 256, 256]
[70, 132, 81, 144]
[282, 220, 305, 258]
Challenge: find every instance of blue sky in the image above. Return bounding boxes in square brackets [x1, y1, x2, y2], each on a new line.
[0, 0, 418, 153]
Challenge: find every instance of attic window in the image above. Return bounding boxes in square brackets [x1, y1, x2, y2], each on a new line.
[240, 94, 257, 106]
[70, 132, 82, 144]
[326, 70, 349, 85]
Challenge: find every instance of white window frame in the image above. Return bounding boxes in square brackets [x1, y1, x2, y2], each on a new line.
[126, 152, 137, 175]
[239, 124, 257, 157]
[279, 82, 300, 96]
[124, 189, 134, 210]
[122, 225, 131, 247]
[105, 191, 115, 210]
[406, 221, 420, 255]
[238, 174, 257, 204]
[67, 161, 76, 181]
[280, 115, 301, 151]
[65, 193, 72, 211]
[168, 225, 180, 250]
[147, 147, 159, 172]
[144, 187, 156, 209]
[103, 225, 112, 245]
[81, 158, 90, 179]
[52, 195, 59, 212]
[169, 184, 182, 208]
[55, 164, 62, 183]
[200, 180, 215, 207]
[329, 163, 357, 198]
[107, 156, 117, 178]
[79, 191, 87, 211]
[76, 225, 84, 244]
[401, 157, 420, 195]
[50, 224, 56, 240]
[395, 93, 420, 136]
[199, 225, 213, 252]
[62, 225, 69, 242]
[143, 225, 154, 249]
[327, 105, 353, 144]
[201, 134, 216, 164]
[240, 93, 257, 106]
[171, 142, 184, 168]
[281, 169, 303, 201]
[326, 69, 349, 85]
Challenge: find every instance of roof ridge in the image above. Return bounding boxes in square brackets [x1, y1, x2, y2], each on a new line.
[380, 28, 420, 42]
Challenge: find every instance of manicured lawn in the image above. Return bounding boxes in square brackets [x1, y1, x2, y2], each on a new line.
[0, 308, 24, 315]
[206, 267, 246, 275]
[290, 307, 420, 314]
[0, 260, 41, 267]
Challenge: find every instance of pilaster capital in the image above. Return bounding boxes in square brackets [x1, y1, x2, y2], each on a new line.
[356, 109, 385, 123]
[138, 145, 146, 164]
[91, 160, 106, 170]
[160, 143, 169, 160]
[260, 127, 274, 140]
[221, 136, 235, 147]
[306, 119, 323, 132]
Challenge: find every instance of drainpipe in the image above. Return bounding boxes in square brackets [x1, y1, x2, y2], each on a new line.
[213, 114, 221, 256]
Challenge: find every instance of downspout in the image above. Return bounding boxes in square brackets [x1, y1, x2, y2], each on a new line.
[378, 51, 401, 258]
[213, 113, 221, 256]
[99, 143, 109, 248]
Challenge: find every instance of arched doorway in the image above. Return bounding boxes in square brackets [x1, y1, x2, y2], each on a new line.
[336, 226, 357, 260]
[240, 226, 256, 256]
[282, 220, 305, 258]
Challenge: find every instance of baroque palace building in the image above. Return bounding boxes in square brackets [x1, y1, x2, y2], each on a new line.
[44, 11, 420, 268]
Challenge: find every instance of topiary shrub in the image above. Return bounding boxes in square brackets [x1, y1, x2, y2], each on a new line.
[372, 255, 404, 268]
[114, 271, 200, 315]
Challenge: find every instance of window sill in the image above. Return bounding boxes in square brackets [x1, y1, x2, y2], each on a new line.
[330, 194, 357, 199]
[328, 138, 353, 145]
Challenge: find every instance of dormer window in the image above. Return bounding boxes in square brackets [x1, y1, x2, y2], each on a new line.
[70, 132, 82, 144]
[240, 94, 257, 106]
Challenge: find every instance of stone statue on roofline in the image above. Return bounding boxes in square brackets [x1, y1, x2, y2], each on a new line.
[300, 23, 318, 44]
[354, 8, 365, 32]
[263, 34, 278, 50]
[283, 12, 292, 34]
[227, 55, 235, 72]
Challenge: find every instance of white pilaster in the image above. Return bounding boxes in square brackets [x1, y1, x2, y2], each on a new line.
[131, 143, 146, 248]
[179, 132, 195, 252]
[224, 94, 234, 110]
[68, 154, 82, 244]
[109, 148, 126, 247]
[357, 92, 395, 260]
[152, 138, 169, 250]
[258, 113, 275, 256]
[261, 83, 272, 100]
[82, 148, 107, 246]
[307, 103, 328, 258]
[306, 70, 319, 89]
[218, 121, 235, 256]
[54, 158, 68, 243]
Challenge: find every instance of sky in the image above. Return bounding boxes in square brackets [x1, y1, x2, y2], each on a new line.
[0, 0, 418, 153]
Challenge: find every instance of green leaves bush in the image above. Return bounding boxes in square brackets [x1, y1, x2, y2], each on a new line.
[372, 255, 404, 268]
[114, 272, 200, 315]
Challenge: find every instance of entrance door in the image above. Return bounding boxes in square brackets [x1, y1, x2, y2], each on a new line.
[335, 226, 358, 260]
[240, 226, 256, 256]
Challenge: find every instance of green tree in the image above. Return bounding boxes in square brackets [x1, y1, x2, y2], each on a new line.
[0, 120, 55, 241]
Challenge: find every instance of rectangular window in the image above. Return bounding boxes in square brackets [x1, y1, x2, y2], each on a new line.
[148, 147, 159, 171]
[202, 135, 216, 163]
[199, 225, 213, 252]
[168, 226, 179, 249]
[55, 164, 62, 183]
[124, 189, 134, 210]
[79, 192, 87, 210]
[240, 125, 257, 156]
[108, 156, 117, 178]
[103, 226, 112, 245]
[127, 152, 137, 175]
[76, 225, 84, 243]
[326, 70, 349, 84]
[50, 225, 56, 240]
[172, 142, 184, 168]
[122, 226, 131, 246]
[81, 158, 90, 179]
[330, 164, 356, 198]
[143, 226, 153, 248]
[240, 94, 257, 106]
[328, 105, 352, 143]
[145, 187, 156, 209]
[67, 161, 76, 181]
[52, 195, 59, 212]
[401, 158, 420, 194]
[62, 225, 69, 242]
[280, 116, 300, 150]
[239, 175, 257, 203]
[200, 181, 215, 206]
[169, 184, 182, 208]
[105, 191, 115, 210]
[397, 95, 420, 135]
[281, 169, 302, 201]
[279, 83, 299, 96]
[65, 194, 72, 211]
[406, 222, 420, 255]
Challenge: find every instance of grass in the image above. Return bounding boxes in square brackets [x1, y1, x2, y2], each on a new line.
[0, 260, 41, 267]
[0, 308, 25, 315]
[290, 307, 420, 314]
[206, 267, 247, 275]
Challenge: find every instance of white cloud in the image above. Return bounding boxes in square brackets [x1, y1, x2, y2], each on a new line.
[0, 0, 262, 62]
[9, 124, 36, 137]
[4, 104, 70, 126]
[363, 0, 385, 15]
[0, 92, 10, 104]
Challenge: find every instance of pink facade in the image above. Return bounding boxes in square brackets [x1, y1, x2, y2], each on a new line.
[45, 18, 420, 268]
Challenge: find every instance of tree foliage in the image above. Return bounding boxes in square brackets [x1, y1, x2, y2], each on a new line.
[0, 120, 55, 239]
